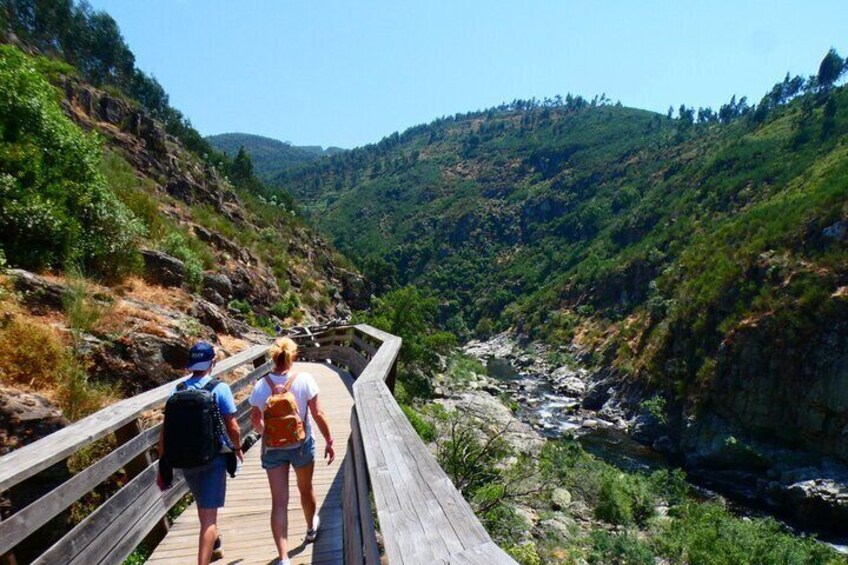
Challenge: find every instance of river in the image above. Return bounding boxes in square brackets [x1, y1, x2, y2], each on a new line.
[479, 352, 848, 553]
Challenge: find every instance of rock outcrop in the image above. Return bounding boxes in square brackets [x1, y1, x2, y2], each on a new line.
[0, 386, 67, 456]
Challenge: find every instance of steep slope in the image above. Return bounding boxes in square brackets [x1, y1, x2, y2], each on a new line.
[275, 80, 848, 521]
[206, 132, 343, 181]
[0, 40, 366, 439]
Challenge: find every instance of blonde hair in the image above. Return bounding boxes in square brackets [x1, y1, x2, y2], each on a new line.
[269, 337, 298, 370]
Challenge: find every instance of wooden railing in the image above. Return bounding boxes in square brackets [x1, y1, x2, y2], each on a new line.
[0, 325, 515, 564]
[0, 344, 271, 564]
[293, 325, 516, 564]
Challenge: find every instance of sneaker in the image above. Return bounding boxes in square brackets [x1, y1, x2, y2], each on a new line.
[212, 536, 223, 560]
[306, 515, 320, 543]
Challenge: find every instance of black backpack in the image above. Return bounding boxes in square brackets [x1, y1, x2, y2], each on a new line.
[163, 378, 224, 468]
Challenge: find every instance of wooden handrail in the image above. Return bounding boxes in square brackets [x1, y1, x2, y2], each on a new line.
[0, 343, 268, 493]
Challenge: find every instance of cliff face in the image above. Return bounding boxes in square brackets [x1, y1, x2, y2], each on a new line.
[61, 77, 369, 318]
[701, 298, 848, 464]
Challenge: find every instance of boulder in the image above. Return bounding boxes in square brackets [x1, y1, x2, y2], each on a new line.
[194, 299, 239, 336]
[539, 514, 576, 540]
[141, 250, 185, 288]
[202, 272, 233, 303]
[551, 487, 572, 510]
[7, 269, 67, 313]
[339, 269, 371, 310]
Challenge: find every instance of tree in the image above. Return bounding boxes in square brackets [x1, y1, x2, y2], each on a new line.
[230, 146, 254, 183]
[817, 48, 845, 91]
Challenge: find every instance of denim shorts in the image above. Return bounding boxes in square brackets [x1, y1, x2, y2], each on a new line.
[181, 454, 227, 509]
[261, 435, 316, 470]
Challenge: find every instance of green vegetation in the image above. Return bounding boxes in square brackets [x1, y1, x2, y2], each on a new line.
[355, 285, 457, 402]
[417, 410, 846, 564]
[0, 45, 142, 279]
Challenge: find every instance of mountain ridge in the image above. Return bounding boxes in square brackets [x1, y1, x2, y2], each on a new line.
[206, 132, 344, 181]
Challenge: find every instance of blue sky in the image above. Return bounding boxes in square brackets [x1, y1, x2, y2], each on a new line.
[89, 1, 848, 149]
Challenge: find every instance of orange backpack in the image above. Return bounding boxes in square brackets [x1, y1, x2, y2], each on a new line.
[263, 373, 306, 448]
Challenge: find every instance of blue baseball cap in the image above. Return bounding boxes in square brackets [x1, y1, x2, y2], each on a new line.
[187, 341, 215, 371]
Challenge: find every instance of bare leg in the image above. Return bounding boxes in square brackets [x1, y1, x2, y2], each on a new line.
[197, 507, 218, 565]
[294, 462, 316, 528]
[267, 463, 291, 560]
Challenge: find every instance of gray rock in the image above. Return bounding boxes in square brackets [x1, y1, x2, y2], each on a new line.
[193, 299, 238, 335]
[202, 272, 233, 302]
[823, 220, 847, 241]
[141, 250, 185, 287]
[551, 487, 572, 509]
[7, 269, 68, 312]
[539, 514, 576, 540]
[0, 386, 67, 455]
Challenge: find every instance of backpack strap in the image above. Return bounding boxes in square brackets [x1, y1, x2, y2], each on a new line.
[283, 372, 299, 392]
[202, 378, 222, 392]
[263, 374, 276, 391]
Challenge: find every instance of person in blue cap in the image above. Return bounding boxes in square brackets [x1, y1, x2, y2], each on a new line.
[157, 341, 242, 564]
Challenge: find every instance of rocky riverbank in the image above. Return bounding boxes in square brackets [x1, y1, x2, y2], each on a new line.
[459, 332, 848, 547]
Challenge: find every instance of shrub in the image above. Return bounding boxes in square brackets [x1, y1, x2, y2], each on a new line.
[159, 232, 204, 291]
[269, 294, 299, 320]
[589, 531, 655, 565]
[401, 404, 436, 442]
[0, 317, 113, 420]
[0, 46, 143, 279]
[101, 150, 168, 241]
[653, 502, 844, 565]
[506, 541, 542, 565]
[0, 318, 66, 388]
[228, 298, 252, 315]
[595, 473, 635, 525]
[64, 270, 108, 335]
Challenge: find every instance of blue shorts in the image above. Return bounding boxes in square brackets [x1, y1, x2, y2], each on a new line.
[261, 435, 316, 470]
[182, 454, 227, 509]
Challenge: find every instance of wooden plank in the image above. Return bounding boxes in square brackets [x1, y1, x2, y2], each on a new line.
[350, 334, 377, 357]
[350, 412, 380, 565]
[97, 474, 190, 565]
[0, 344, 269, 492]
[342, 446, 362, 565]
[0, 424, 160, 556]
[355, 384, 426, 563]
[438, 541, 516, 564]
[35, 461, 176, 564]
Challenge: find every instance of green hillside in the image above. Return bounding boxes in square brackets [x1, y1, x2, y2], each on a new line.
[275, 67, 848, 435]
[206, 132, 343, 181]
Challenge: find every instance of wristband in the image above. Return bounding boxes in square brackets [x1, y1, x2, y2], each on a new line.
[326, 438, 334, 446]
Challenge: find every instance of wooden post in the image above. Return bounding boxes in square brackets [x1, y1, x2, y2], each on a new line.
[113, 419, 170, 544]
[386, 359, 397, 395]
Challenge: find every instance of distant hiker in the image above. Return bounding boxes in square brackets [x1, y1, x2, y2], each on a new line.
[249, 337, 335, 565]
[157, 341, 243, 565]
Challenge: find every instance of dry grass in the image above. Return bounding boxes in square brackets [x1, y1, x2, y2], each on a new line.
[92, 300, 163, 337]
[0, 316, 116, 421]
[218, 334, 250, 355]
[117, 277, 191, 312]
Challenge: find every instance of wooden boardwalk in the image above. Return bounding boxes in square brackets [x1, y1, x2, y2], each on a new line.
[148, 362, 354, 565]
